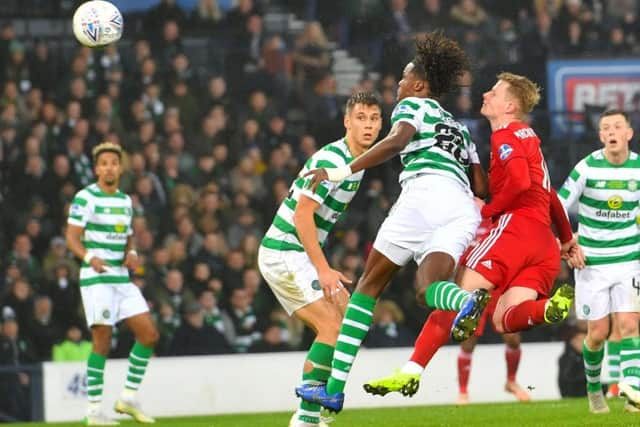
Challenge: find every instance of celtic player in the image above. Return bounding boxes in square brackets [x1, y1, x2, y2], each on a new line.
[67, 142, 158, 425]
[559, 109, 640, 413]
[258, 92, 382, 427]
[296, 32, 487, 412]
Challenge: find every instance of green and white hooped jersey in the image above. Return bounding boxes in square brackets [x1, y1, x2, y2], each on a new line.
[262, 138, 363, 252]
[559, 149, 640, 266]
[391, 96, 473, 190]
[68, 183, 134, 287]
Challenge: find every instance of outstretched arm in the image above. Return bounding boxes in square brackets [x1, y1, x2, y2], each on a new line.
[305, 122, 416, 190]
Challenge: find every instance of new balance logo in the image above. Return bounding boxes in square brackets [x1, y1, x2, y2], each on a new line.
[480, 260, 492, 269]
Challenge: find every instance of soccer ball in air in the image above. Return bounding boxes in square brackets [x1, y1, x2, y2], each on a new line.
[72, 1, 123, 47]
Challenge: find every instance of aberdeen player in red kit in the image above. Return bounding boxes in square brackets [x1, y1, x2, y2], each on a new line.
[363, 73, 578, 398]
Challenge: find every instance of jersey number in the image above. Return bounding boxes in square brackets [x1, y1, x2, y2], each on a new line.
[539, 148, 551, 192]
[434, 123, 468, 165]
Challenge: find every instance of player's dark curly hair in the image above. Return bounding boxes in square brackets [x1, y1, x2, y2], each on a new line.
[411, 31, 469, 99]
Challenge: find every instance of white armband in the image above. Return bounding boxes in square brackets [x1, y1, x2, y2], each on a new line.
[83, 252, 95, 264]
[467, 143, 480, 165]
[128, 250, 138, 257]
[326, 165, 353, 182]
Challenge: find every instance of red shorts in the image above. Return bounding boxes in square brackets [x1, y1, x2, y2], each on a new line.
[463, 213, 560, 297]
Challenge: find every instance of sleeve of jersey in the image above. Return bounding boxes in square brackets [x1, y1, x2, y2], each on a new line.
[557, 161, 586, 212]
[67, 192, 91, 227]
[390, 98, 421, 129]
[299, 156, 339, 204]
[481, 133, 530, 218]
[549, 188, 574, 244]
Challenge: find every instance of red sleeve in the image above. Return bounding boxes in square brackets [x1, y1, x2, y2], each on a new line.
[549, 188, 574, 244]
[481, 156, 531, 219]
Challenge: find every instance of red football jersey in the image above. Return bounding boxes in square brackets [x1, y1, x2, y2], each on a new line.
[487, 121, 551, 225]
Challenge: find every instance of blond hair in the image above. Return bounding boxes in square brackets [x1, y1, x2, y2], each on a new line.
[92, 141, 122, 163]
[497, 72, 541, 115]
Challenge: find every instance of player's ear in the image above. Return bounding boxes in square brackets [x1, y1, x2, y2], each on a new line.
[343, 112, 350, 130]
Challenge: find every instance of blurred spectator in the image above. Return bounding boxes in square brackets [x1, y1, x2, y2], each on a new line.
[248, 322, 290, 353]
[150, 268, 196, 314]
[145, 0, 187, 35]
[225, 0, 262, 34]
[168, 301, 232, 355]
[558, 319, 588, 397]
[292, 21, 331, 90]
[0, 308, 34, 421]
[450, 0, 490, 29]
[45, 264, 82, 330]
[227, 287, 261, 352]
[24, 295, 61, 361]
[52, 324, 92, 362]
[199, 289, 235, 344]
[8, 235, 42, 286]
[192, 0, 224, 30]
[41, 236, 78, 282]
[153, 302, 180, 355]
[365, 300, 415, 348]
[410, 0, 450, 32]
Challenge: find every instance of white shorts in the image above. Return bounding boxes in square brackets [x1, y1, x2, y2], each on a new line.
[258, 245, 323, 315]
[575, 261, 640, 320]
[80, 283, 149, 328]
[373, 174, 481, 266]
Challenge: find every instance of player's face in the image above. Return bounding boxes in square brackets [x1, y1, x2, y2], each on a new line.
[95, 152, 122, 187]
[345, 103, 382, 150]
[481, 80, 512, 119]
[599, 114, 633, 156]
[397, 63, 418, 101]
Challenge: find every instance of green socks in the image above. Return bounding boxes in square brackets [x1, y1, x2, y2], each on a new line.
[583, 341, 604, 393]
[425, 281, 470, 311]
[298, 342, 334, 424]
[326, 292, 376, 395]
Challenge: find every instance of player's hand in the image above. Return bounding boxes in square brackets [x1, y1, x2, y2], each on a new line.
[89, 257, 108, 273]
[565, 244, 586, 270]
[124, 251, 141, 271]
[318, 267, 352, 304]
[560, 236, 586, 269]
[304, 168, 329, 192]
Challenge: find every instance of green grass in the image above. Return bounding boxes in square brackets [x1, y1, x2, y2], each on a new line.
[6, 398, 639, 427]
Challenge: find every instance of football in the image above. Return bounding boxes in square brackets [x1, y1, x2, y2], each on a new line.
[72, 1, 123, 48]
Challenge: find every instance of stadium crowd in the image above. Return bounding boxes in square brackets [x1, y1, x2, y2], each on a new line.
[0, 0, 638, 379]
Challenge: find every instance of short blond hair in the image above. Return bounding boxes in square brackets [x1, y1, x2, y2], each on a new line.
[92, 141, 122, 163]
[497, 72, 541, 115]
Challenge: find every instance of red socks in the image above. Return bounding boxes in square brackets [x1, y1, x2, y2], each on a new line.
[409, 310, 456, 367]
[458, 350, 472, 394]
[505, 346, 521, 382]
[501, 299, 546, 333]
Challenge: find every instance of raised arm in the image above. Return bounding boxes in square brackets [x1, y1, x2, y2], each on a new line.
[304, 122, 416, 191]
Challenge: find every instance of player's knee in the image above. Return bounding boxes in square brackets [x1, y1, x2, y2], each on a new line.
[140, 327, 160, 347]
[415, 287, 427, 307]
[617, 318, 639, 339]
[493, 318, 506, 334]
[586, 329, 607, 348]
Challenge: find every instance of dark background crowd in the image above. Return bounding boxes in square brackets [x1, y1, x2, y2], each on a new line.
[0, 1, 639, 418]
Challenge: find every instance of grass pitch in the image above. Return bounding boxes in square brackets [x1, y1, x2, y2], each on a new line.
[6, 398, 638, 426]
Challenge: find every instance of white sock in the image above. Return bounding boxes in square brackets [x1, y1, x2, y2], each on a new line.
[121, 387, 137, 401]
[87, 401, 101, 415]
[400, 361, 424, 375]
